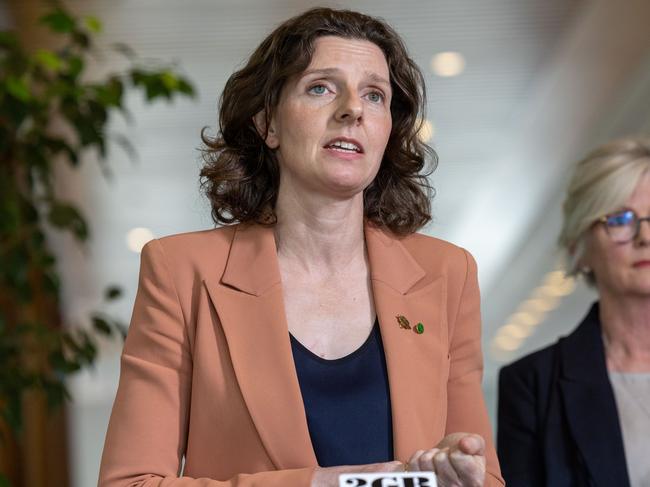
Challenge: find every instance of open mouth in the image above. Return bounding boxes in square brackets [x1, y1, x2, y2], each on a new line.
[324, 138, 364, 154]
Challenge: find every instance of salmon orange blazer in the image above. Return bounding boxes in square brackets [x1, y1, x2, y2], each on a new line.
[98, 223, 504, 487]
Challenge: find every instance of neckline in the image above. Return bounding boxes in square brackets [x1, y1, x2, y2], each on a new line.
[609, 371, 650, 380]
[290, 318, 380, 364]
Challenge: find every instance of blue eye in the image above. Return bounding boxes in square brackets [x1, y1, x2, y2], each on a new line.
[308, 85, 328, 95]
[367, 91, 384, 103]
[606, 210, 635, 226]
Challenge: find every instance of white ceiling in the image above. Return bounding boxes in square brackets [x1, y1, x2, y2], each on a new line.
[8, 1, 650, 484]
[44, 0, 650, 352]
[13, 0, 650, 405]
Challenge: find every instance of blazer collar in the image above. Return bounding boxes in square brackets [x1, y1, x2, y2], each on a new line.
[558, 302, 630, 486]
[220, 222, 427, 296]
[364, 224, 426, 294]
[560, 303, 607, 383]
[207, 223, 444, 468]
[220, 223, 281, 296]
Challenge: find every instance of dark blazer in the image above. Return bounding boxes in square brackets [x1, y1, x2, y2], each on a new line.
[497, 303, 630, 487]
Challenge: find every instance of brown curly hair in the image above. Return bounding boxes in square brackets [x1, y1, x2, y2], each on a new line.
[200, 7, 436, 235]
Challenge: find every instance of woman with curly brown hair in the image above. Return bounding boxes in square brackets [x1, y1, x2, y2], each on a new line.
[98, 8, 503, 487]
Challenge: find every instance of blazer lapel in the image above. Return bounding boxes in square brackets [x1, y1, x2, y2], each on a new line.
[203, 224, 317, 470]
[558, 304, 630, 487]
[365, 225, 449, 462]
[204, 223, 448, 468]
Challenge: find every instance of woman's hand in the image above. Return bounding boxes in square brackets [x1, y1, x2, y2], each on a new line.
[311, 460, 404, 487]
[407, 433, 485, 487]
[309, 432, 485, 487]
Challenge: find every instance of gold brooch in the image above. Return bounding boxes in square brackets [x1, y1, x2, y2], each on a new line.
[396, 315, 425, 334]
[396, 315, 411, 329]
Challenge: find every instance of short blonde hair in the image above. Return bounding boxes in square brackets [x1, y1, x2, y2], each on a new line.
[559, 136, 650, 279]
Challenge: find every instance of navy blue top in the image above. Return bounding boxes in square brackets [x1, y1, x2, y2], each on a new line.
[290, 320, 394, 467]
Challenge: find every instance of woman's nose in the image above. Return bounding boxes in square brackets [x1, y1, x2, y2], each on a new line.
[636, 217, 650, 245]
[334, 93, 363, 123]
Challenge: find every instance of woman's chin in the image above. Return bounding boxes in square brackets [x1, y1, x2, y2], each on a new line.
[623, 277, 650, 297]
[324, 180, 368, 199]
[319, 169, 376, 197]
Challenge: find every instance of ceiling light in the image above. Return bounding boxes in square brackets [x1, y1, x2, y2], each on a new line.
[430, 52, 465, 77]
[526, 295, 559, 313]
[510, 311, 539, 328]
[493, 334, 522, 352]
[543, 270, 566, 287]
[554, 278, 576, 296]
[126, 227, 155, 253]
[500, 323, 531, 339]
[491, 263, 577, 360]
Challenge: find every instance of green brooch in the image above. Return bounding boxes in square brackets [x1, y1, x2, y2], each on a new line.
[397, 315, 424, 335]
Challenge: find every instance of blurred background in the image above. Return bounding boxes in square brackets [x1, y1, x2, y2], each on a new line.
[2, 0, 650, 485]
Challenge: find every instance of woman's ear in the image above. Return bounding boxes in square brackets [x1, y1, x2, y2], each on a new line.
[253, 111, 279, 149]
[572, 239, 592, 274]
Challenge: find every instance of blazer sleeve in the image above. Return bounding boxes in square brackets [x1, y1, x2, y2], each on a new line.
[444, 249, 504, 487]
[497, 361, 544, 487]
[97, 239, 315, 487]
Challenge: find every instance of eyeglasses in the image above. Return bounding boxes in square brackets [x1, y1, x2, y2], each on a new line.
[597, 209, 650, 243]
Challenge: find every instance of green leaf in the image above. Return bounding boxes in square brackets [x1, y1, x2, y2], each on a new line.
[0, 472, 11, 487]
[34, 49, 64, 71]
[32, 229, 46, 246]
[0, 196, 20, 233]
[105, 286, 122, 301]
[40, 9, 76, 33]
[49, 346, 81, 374]
[1, 392, 23, 432]
[91, 315, 112, 336]
[0, 31, 18, 49]
[42, 269, 61, 296]
[24, 143, 49, 176]
[129, 69, 145, 86]
[84, 16, 102, 33]
[47, 202, 89, 241]
[79, 332, 97, 363]
[6, 77, 30, 102]
[161, 71, 179, 91]
[43, 137, 79, 166]
[67, 56, 84, 79]
[177, 78, 196, 97]
[40, 253, 56, 268]
[72, 31, 90, 49]
[3, 246, 32, 302]
[42, 379, 69, 409]
[87, 99, 108, 124]
[130, 69, 171, 101]
[23, 198, 40, 223]
[93, 78, 124, 107]
[63, 330, 97, 366]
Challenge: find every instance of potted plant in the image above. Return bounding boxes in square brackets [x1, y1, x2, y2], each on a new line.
[0, 4, 195, 485]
